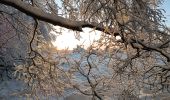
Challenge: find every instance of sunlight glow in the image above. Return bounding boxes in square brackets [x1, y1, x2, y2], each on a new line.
[50, 27, 102, 50]
[115, 36, 121, 41]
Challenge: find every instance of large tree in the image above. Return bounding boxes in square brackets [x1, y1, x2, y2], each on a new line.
[0, 0, 170, 99]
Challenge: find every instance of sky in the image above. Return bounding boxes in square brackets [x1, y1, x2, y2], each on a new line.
[51, 0, 170, 50]
[160, 0, 170, 26]
[50, 27, 102, 50]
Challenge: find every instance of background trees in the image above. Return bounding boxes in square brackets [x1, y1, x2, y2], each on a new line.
[0, 0, 170, 99]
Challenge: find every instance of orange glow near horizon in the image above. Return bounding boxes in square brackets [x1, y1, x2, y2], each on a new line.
[50, 27, 102, 50]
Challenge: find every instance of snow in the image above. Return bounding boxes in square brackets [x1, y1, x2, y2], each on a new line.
[0, 52, 170, 100]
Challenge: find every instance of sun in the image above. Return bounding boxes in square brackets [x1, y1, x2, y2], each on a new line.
[50, 27, 102, 50]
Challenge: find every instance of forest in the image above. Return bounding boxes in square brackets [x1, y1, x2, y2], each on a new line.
[0, 0, 170, 99]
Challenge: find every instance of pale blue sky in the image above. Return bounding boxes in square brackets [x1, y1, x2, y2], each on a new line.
[160, 0, 170, 26]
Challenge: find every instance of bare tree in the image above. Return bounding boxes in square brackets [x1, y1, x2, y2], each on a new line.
[0, 0, 170, 99]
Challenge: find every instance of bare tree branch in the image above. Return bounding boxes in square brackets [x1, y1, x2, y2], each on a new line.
[0, 0, 107, 33]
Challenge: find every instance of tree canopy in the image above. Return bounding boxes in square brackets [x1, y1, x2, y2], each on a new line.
[0, 0, 170, 99]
